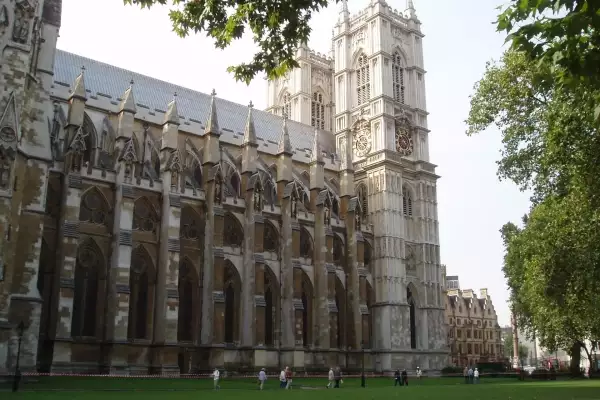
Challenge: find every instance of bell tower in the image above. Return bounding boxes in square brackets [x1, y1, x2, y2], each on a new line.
[333, 0, 446, 370]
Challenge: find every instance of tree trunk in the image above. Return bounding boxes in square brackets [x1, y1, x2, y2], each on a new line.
[570, 342, 581, 376]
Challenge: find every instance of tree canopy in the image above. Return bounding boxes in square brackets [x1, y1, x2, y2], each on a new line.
[124, 0, 336, 84]
[466, 50, 600, 368]
[497, 0, 600, 118]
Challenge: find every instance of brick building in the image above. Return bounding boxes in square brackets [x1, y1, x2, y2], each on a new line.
[0, 0, 447, 373]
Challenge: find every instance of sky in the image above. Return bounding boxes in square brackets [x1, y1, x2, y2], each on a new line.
[56, 0, 531, 326]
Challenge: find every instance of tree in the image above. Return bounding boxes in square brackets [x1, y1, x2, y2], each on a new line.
[496, 1, 600, 118]
[503, 332, 530, 363]
[466, 50, 600, 373]
[124, 0, 335, 84]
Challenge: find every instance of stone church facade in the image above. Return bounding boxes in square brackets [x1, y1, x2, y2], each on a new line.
[0, 0, 447, 374]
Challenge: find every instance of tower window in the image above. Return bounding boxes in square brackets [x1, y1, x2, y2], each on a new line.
[311, 92, 325, 130]
[402, 185, 413, 216]
[392, 52, 405, 104]
[356, 55, 370, 106]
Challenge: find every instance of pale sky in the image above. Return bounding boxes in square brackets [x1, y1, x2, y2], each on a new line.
[56, 0, 531, 326]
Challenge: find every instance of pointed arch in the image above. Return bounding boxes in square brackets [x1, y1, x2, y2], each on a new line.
[185, 151, 203, 190]
[71, 237, 105, 338]
[228, 171, 241, 198]
[299, 227, 313, 259]
[392, 50, 406, 104]
[79, 186, 111, 226]
[263, 264, 280, 346]
[355, 53, 370, 106]
[263, 220, 279, 253]
[223, 260, 242, 344]
[333, 234, 344, 266]
[81, 112, 97, 165]
[180, 205, 204, 242]
[178, 256, 200, 343]
[402, 184, 414, 217]
[223, 212, 243, 247]
[128, 244, 156, 340]
[133, 196, 160, 234]
[300, 269, 313, 347]
[311, 90, 326, 130]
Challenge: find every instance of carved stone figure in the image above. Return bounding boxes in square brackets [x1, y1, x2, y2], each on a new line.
[12, 6, 31, 45]
[254, 188, 262, 212]
[291, 195, 298, 219]
[214, 178, 222, 204]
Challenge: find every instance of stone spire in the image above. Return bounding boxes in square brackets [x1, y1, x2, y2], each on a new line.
[204, 89, 220, 136]
[164, 92, 180, 125]
[277, 116, 293, 156]
[119, 79, 137, 114]
[242, 101, 257, 147]
[311, 128, 323, 164]
[339, 0, 349, 22]
[406, 0, 418, 20]
[69, 66, 87, 101]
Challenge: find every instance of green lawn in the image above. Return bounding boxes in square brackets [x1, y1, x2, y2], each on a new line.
[2, 376, 599, 400]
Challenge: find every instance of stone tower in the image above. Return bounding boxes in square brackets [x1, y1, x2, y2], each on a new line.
[0, 0, 61, 371]
[265, 44, 335, 131]
[332, 0, 445, 370]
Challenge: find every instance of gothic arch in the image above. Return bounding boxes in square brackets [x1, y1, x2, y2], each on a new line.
[223, 212, 243, 247]
[180, 205, 204, 242]
[128, 244, 156, 340]
[228, 171, 241, 198]
[71, 237, 106, 338]
[133, 196, 160, 235]
[82, 113, 98, 162]
[223, 259, 242, 344]
[351, 49, 368, 68]
[79, 186, 111, 226]
[402, 184, 415, 217]
[300, 269, 313, 347]
[299, 227, 313, 259]
[390, 46, 409, 64]
[185, 151, 203, 190]
[263, 264, 280, 346]
[263, 220, 279, 253]
[178, 256, 200, 343]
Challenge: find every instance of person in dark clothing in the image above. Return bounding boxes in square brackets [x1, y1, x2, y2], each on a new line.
[334, 366, 342, 388]
[401, 369, 408, 386]
[394, 369, 402, 386]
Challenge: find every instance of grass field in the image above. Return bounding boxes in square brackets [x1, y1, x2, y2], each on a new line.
[2, 376, 600, 400]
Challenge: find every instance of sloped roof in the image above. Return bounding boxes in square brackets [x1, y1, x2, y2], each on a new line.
[52, 50, 334, 157]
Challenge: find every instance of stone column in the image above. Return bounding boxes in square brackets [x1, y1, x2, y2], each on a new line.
[292, 267, 305, 346]
[345, 199, 363, 350]
[51, 173, 83, 370]
[356, 235, 370, 346]
[240, 182, 256, 348]
[151, 175, 181, 373]
[325, 228, 337, 350]
[254, 214, 265, 346]
[200, 179, 215, 345]
[211, 206, 225, 344]
[107, 184, 135, 372]
[279, 185, 295, 354]
[313, 191, 329, 350]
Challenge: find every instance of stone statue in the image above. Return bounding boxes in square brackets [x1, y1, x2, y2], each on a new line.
[214, 179, 222, 204]
[355, 212, 361, 230]
[12, 8, 30, 45]
[171, 170, 178, 191]
[291, 196, 298, 219]
[71, 153, 82, 173]
[123, 162, 133, 183]
[254, 189, 262, 212]
[324, 205, 331, 225]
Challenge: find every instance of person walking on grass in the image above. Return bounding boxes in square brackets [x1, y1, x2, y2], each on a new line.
[279, 368, 286, 388]
[468, 367, 474, 384]
[394, 369, 402, 386]
[474, 368, 479, 384]
[327, 367, 335, 388]
[334, 366, 342, 388]
[463, 366, 468, 384]
[285, 366, 293, 389]
[212, 368, 220, 390]
[401, 369, 408, 386]
[258, 368, 267, 390]
[416, 367, 422, 380]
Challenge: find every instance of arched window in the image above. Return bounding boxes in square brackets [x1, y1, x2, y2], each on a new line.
[300, 228, 313, 259]
[392, 52, 405, 104]
[178, 258, 198, 342]
[79, 187, 110, 226]
[402, 185, 413, 217]
[263, 221, 278, 252]
[224, 213, 243, 247]
[407, 287, 417, 349]
[229, 173, 241, 198]
[282, 92, 291, 118]
[71, 239, 103, 338]
[132, 197, 159, 234]
[356, 55, 370, 106]
[129, 246, 154, 340]
[311, 92, 325, 130]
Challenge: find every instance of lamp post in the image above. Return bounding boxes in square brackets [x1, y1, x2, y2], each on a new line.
[361, 340, 366, 388]
[12, 321, 25, 392]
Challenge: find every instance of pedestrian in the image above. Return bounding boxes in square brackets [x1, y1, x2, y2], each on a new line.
[401, 369, 408, 386]
[416, 367, 422, 380]
[334, 366, 342, 388]
[474, 368, 479, 384]
[394, 369, 402, 386]
[468, 367, 474, 384]
[463, 366, 468, 384]
[279, 368, 286, 388]
[212, 367, 220, 390]
[327, 367, 334, 388]
[285, 367, 293, 389]
[258, 368, 267, 390]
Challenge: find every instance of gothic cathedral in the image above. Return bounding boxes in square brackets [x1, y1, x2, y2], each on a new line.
[0, 0, 447, 374]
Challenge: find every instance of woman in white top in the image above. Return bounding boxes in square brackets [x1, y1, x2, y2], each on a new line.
[279, 369, 286, 388]
[474, 368, 480, 383]
[258, 368, 267, 390]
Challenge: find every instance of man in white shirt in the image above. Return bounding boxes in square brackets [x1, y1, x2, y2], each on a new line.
[258, 368, 267, 390]
[327, 367, 334, 388]
[279, 369, 286, 388]
[213, 368, 220, 390]
[474, 368, 480, 384]
[416, 367, 422, 379]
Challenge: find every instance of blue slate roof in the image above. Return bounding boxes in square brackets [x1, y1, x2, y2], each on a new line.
[53, 50, 333, 156]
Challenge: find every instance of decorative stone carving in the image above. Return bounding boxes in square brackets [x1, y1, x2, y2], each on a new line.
[132, 198, 159, 234]
[395, 113, 414, 156]
[12, 0, 35, 45]
[79, 188, 109, 226]
[353, 118, 371, 157]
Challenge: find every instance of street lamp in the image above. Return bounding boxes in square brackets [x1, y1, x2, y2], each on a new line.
[12, 321, 25, 392]
[361, 340, 366, 388]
